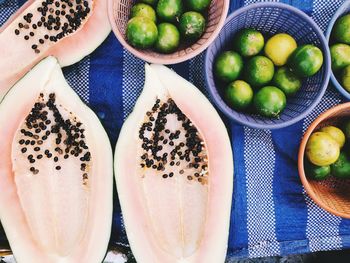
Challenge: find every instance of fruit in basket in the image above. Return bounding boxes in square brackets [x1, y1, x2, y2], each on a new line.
[288, 44, 323, 77]
[179, 11, 206, 41]
[225, 80, 253, 110]
[305, 161, 331, 180]
[131, 3, 157, 23]
[253, 86, 286, 118]
[0, 0, 111, 101]
[115, 64, 233, 262]
[264, 33, 297, 66]
[155, 23, 180, 53]
[331, 152, 350, 179]
[186, 0, 211, 12]
[320, 125, 346, 148]
[342, 65, 350, 91]
[214, 51, 243, 83]
[141, 0, 158, 6]
[330, 44, 350, 72]
[306, 132, 340, 166]
[273, 67, 302, 96]
[234, 28, 265, 57]
[332, 14, 350, 45]
[156, 0, 183, 22]
[245, 56, 275, 87]
[0, 57, 113, 262]
[126, 17, 158, 49]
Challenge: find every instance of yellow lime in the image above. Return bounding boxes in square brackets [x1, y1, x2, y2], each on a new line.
[264, 33, 297, 66]
[320, 125, 345, 148]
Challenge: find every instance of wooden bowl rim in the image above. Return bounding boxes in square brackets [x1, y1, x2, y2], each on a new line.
[107, 0, 230, 65]
[298, 102, 350, 218]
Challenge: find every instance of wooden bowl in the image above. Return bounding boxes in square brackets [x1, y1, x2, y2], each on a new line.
[298, 103, 350, 218]
[108, 0, 229, 64]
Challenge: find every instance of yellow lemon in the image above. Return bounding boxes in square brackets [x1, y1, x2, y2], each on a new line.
[264, 33, 297, 66]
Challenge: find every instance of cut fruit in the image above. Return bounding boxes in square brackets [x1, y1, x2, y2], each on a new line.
[0, 57, 113, 263]
[115, 64, 233, 263]
[0, 0, 111, 101]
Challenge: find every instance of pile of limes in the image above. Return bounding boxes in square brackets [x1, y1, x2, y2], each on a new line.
[214, 28, 324, 118]
[305, 122, 350, 180]
[330, 13, 350, 92]
[126, 0, 211, 53]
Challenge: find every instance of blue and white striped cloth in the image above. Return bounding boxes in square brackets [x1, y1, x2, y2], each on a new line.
[1, 0, 349, 260]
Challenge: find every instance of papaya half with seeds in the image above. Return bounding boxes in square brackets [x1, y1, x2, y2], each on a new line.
[0, 57, 113, 263]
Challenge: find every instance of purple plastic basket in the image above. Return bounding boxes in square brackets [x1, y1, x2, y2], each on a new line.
[205, 2, 331, 130]
[326, 1, 350, 100]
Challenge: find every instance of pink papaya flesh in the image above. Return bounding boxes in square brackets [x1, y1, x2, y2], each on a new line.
[0, 57, 113, 263]
[0, 0, 111, 101]
[115, 64, 233, 263]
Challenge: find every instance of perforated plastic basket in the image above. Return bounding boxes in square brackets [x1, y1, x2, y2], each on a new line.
[326, 1, 350, 100]
[205, 3, 331, 130]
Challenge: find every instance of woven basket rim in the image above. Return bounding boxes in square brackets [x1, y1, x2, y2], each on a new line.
[205, 2, 331, 130]
[326, 1, 350, 100]
[107, 0, 230, 64]
[298, 102, 350, 219]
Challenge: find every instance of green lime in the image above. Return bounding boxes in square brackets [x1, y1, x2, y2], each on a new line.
[179, 11, 206, 41]
[225, 80, 253, 110]
[264, 33, 297, 66]
[156, 0, 183, 22]
[331, 151, 350, 179]
[305, 160, 331, 180]
[245, 56, 275, 87]
[273, 67, 302, 96]
[341, 65, 350, 92]
[343, 120, 350, 139]
[234, 28, 265, 57]
[155, 23, 180, 53]
[330, 43, 350, 72]
[288, 44, 323, 77]
[320, 125, 346, 148]
[140, 0, 158, 6]
[126, 17, 158, 49]
[253, 86, 286, 118]
[214, 51, 243, 83]
[333, 14, 350, 44]
[306, 132, 340, 166]
[131, 3, 157, 23]
[186, 0, 211, 12]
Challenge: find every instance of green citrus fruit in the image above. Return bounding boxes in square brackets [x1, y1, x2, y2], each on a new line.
[179, 11, 206, 41]
[253, 86, 286, 118]
[245, 56, 275, 87]
[225, 80, 253, 110]
[126, 17, 158, 49]
[155, 23, 180, 53]
[214, 51, 243, 83]
[305, 160, 331, 180]
[234, 28, 265, 57]
[320, 125, 345, 148]
[273, 67, 302, 96]
[186, 0, 211, 12]
[341, 65, 350, 92]
[264, 33, 297, 66]
[131, 3, 157, 23]
[333, 14, 350, 44]
[331, 151, 350, 179]
[288, 44, 323, 77]
[156, 0, 183, 22]
[330, 43, 350, 72]
[306, 131, 340, 166]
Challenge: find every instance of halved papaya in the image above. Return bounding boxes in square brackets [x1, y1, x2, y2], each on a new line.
[0, 0, 111, 100]
[115, 64, 233, 262]
[0, 57, 113, 263]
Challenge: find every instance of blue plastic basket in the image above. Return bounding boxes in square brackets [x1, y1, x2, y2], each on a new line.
[326, 1, 350, 100]
[205, 3, 331, 130]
